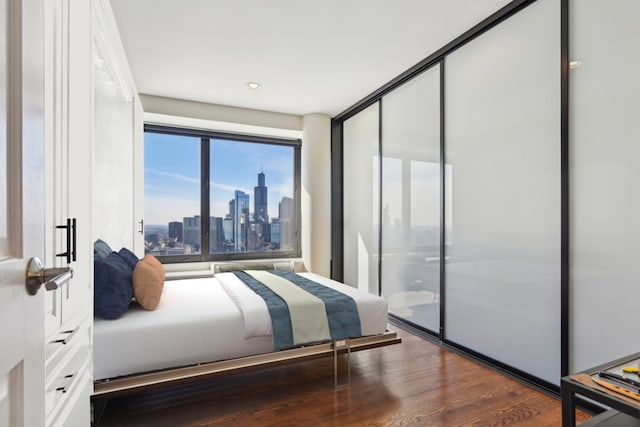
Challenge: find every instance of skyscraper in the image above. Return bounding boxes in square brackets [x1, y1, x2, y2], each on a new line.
[233, 190, 250, 251]
[183, 215, 201, 251]
[279, 196, 295, 251]
[168, 221, 183, 242]
[271, 218, 280, 246]
[254, 171, 268, 223]
[279, 196, 294, 220]
[209, 217, 224, 253]
[222, 218, 233, 251]
[253, 171, 269, 249]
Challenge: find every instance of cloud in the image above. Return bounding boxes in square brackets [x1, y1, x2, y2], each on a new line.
[211, 181, 250, 194]
[144, 194, 200, 225]
[144, 183, 198, 197]
[146, 168, 199, 184]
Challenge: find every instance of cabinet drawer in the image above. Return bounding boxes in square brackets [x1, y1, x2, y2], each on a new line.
[46, 316, 90, 374]
[47, 368, 92, 427]
[45, 349, 90, 421]
[45, 317, 91, 420]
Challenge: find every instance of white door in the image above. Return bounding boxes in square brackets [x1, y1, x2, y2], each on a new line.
[0, 0, 47, 425]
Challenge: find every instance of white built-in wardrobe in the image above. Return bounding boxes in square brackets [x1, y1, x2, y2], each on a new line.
[40, 0, 142, 425]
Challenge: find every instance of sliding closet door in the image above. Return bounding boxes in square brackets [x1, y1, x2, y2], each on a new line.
[570, 0, 640, 372]
[380, 65, 441, 331]
[343, 103, 380, 294]
[444, 0, 561, 384]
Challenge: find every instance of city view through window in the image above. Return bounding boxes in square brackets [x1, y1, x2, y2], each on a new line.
[144, 131, 298, 258]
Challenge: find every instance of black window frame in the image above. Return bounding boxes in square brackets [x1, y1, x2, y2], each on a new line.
[144, 124, 302, 263]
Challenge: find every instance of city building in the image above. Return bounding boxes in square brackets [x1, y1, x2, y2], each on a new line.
[271, 218, 281, 246]
[253, 171, 268, 224]
[183, 215, 201, 251]
[209, 216, 224, 253]
[279, 196, 295, 251]
[168, 221, 183, 242]
[232, 190, 250, 252]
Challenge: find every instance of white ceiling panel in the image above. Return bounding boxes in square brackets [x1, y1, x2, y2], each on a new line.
[109, 0, 512, 116]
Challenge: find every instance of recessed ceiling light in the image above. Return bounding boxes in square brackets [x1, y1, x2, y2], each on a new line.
[569, 60, 582, 69]
[246, 82, 261, 90]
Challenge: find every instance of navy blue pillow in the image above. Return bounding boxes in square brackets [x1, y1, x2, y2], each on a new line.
[94, 239, 112, 261]
[118, 247, 139, 271]
[94, 252, 134, 320]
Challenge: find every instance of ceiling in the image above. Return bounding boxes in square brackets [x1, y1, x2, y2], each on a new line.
[109, 0, 511, 117]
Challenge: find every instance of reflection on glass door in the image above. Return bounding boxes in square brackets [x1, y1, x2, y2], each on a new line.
[381, 64, 441, 332]
[343, 103, 380, 294]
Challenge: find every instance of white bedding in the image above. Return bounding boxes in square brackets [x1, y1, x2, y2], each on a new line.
[93, 273, 388, 381]
[216, 272, 387, 339]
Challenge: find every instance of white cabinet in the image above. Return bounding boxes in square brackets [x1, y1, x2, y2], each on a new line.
[44, 0, 93, 425]
[41, 0, 140, 424]
[44, 318, 92, 426]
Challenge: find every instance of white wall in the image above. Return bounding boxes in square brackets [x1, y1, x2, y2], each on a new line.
[302, 113, 331, 275]
[93, 58, 135, 250]
[93, 0, 143, 254]
[141, 94, 302, 135]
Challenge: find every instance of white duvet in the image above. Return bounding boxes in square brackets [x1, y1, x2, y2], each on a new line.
[217, 272, 272, 338]
[216, 271, 388, 339]
[93, 273, 388, 380]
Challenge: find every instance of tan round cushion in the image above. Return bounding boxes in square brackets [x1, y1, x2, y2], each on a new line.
[142, 254, 165, 281]
[132, 257, 164, 310]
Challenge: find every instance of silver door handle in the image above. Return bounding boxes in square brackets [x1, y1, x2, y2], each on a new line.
[25, 256, 73, 296]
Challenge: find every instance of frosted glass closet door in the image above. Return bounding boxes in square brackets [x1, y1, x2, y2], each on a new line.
[381, 65, 441, 331]
[343, 103, 380, 294]
[444, 0, 560, 384]
[570, 0, 640, 372]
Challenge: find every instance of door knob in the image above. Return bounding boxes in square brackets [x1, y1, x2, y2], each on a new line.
[25, 257, 73, 296]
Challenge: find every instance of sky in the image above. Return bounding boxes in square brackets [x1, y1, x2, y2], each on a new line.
[144, 132, 294, 226]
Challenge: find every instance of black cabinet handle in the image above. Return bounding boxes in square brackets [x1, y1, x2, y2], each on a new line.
[56, 218, 71, 264]
[56, 218, 77, 263]
[138, 219, 144, 235]
[71, 218, 77, 262]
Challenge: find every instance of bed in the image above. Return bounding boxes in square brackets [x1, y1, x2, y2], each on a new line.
[92, 262, 400, 399]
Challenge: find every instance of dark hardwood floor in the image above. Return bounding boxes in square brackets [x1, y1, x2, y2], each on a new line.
[94, 326, 590, 426]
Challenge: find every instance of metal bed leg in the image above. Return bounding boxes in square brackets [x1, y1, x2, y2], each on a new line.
[333, 338, 351, 388]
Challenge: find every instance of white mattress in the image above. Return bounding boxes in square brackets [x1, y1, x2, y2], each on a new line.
[93, 273, 388, 380]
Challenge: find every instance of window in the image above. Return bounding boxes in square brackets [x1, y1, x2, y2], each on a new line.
[144, 125, 301, 262]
